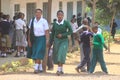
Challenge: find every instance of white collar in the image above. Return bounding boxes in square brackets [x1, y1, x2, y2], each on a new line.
[56, 19, 64, 25]
[35, 17, 43, 22]
[3, 19, 7, 21]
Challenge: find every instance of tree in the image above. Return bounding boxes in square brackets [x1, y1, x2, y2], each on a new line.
[42, 0, 52, 72]
[86, 0, 120, 53]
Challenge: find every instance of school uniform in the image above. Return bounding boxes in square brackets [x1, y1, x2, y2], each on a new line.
[50, 19, 73, 64]
[70, 22, 78, 46]
[77, 31, 93, 71]
[28, 17, 49, 60]
[89, 33, 108, 73]
[0, 20, 11, 48]
[15, 18, 27, 47]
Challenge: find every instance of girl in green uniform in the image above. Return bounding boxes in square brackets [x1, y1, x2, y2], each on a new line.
[50, 10, 73, 75]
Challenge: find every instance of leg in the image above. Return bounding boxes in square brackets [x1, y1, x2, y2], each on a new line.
[34, 59, 43, 73]
[79, 43, 86, 71]
[78, 47, 90, 70]
[71, 34, 75, 53]
[57, 62, 64, 76]
[89, 49, 97, 73]
[76, 47, 90, 72]
[97, 50, 108, 73]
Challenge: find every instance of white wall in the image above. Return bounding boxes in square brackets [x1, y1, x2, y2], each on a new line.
[1, 0, 10, 15]
[1, 0, 85, 22]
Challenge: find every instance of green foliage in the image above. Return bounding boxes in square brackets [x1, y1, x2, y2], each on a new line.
[102, 31, 109, 42]
[86, 0, 120, 26]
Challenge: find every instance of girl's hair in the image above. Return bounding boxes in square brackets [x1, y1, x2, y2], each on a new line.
[17, 12, 24, 18]
[35, 9, 43, 13]
[57, 10, 64, 15]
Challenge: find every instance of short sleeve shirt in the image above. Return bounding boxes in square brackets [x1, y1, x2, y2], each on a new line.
[15, 18, 26, 30]
[29, 17, 49, 36]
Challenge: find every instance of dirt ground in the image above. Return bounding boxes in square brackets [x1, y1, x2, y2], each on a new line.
[0, 41, 120, 80]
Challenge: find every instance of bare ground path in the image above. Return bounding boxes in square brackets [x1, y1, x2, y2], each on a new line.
[0, 42, 120, 80]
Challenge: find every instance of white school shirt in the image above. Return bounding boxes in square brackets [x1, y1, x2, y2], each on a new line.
[74, 24, 85, 33]
[29, 17, 49, 36]
[15, 18, 26, 30]
[97, 27, 102, 34]
[71, 22, 78, 33]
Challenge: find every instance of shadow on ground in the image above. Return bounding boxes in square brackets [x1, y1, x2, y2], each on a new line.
[0, 71, 118, 77]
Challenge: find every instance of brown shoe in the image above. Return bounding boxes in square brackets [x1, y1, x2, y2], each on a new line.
[34, 70, 39, 74]
[56, 71, 61, 76]
[75, 67, 80, 73]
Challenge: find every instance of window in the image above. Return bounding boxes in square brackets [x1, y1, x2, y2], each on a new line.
[14, 4, 20, 15]
[59, 1, 62, 10]
[77, 1, 82, 14]
[26, 3, 36, 24]
[67, 2, 73, 21]
[43, 2, 48, 20]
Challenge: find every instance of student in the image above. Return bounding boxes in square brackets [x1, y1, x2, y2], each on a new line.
[27, 9, 49, 73]
[77, 13, 82, 27]
[0, 15, 11, 57]
[111, 19, 117, 40]
[75, 19, 90, 72]
[75, 26, 93, 72]
[70, 17, 78, 53]
[89, 26, 108, 74]
[94, 22, 108, 50]
[49, 10, 73, 76]
[14, 12, 27, 57]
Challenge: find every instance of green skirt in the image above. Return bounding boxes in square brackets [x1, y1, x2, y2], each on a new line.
[27, 36, 46, 60]
[53, 37, 68, 64]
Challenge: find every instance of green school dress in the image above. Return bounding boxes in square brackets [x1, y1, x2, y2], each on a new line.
[50, 20, 73, 64]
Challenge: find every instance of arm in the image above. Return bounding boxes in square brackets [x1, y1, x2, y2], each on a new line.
[27, 19, 32, 47]
[93, 34, 104, 46]
[61, 21, 73, 38]
[49, 24, 55, 45]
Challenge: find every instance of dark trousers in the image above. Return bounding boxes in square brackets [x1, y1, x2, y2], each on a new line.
[89, 48, 108, 73]
[78, 46, 91, 71]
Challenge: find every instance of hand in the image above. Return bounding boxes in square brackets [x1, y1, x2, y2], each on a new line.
[57, 34, 62, 38]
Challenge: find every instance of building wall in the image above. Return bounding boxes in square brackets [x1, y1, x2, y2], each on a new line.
[1, 0, 10, 15]
[1, 0, 85, 23]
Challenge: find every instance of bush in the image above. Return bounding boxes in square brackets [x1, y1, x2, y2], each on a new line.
[0, 59, 34, 73]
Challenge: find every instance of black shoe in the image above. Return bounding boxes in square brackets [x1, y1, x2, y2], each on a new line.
[56, 71, 61, 76]
[104, 71, 108, 74]
[60, 71, 64, 74]
[75, 67, 80, 73]
[39, 70, 43, 73]
[47, 68, 53, 71]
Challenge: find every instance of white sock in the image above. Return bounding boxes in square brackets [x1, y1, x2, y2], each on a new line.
[61, 67, 63, 72]
[57, 67, 61, 72]
[24, 51, 27, 56]
[39, 64, 43, 71]
[34, 63, 39, 70]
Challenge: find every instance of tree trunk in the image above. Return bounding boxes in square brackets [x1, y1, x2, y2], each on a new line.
[42, 0, 52, 72]
[92, 0, 96, 26]
[108, 9, 116, 53]
[48, 0, 52, 24]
